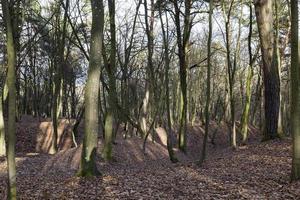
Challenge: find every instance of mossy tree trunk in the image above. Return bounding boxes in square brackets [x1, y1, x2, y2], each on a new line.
[103, 0, 118, 161]
[2, 0, 17, 198]
[241, 2, 254, 144]
[173, 0, 192, 153]
[200, 0, 213, 164]
[77, 0, 104, 177]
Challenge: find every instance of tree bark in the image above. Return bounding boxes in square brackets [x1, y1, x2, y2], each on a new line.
[50, 0, 69, 154]
[200, 0, 213, 164]
[290, 0, 300, 181]
[173, 0, 192, 153]
[274, 0, 283, 137]
[159, 4, 178, 163]
[241, 2, 254, 144]
[254, 0, 280, 140]
[2, 0, 17, 197]
[103, 0, 118, 161]
[0, 88, 6, 156]
[222, 0, 237, 148]
[77, 0, 104, 177]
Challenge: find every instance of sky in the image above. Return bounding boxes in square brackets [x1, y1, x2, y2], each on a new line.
[37, 0, 257, 67]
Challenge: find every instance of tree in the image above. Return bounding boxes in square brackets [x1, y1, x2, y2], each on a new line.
[221, 0, 238, 148]
[274, 0, 283, 137]
[2, 0, 17, 198]
[290, 0, 300, 181]
[254, 0, 280, 140]
[117, 0, 142, 138]
[103, 0, 118, 161]
[0, 81, 7, 156]
[200, 0, 213, 164]
[139, 0, 156, 143]
[158, 1, 178, 163]
[49, 0, 70, 154]
[77, 0, 104, 177]
[173, 0, 192, 153]
[240, 2, 254, 144]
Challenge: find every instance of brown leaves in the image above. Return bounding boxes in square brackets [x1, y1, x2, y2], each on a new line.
[0, 119, 300, 199]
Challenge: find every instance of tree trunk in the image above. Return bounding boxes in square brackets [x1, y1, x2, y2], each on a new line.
[251, 68, 262, 125]
[71, 73, 76, 118]
[141, 0, 156, 143]
[12, 0, 21, 122]
[274, 0, 283, 137]
[241, 3, 254, 144]
[2, 0, 17, 197]
[254, 0, 280, 140]
[223, 0, 237, 148]
[159, 4, 177, 163]
[290, 0, 300, 181]
[103, 0, 118, 162]
[77, 0, 104, 177]
[173, 0, 192, 153]
[50, 0, 69, 154]
[0, 89, 5, 156]
[200, 0, 213, 164]
[241, 67, 253, 143]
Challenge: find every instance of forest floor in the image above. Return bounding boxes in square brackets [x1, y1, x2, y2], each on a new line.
[0, 116, 299, 199]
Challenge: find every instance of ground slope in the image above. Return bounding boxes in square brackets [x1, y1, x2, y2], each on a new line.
[0, 118, 299, 199]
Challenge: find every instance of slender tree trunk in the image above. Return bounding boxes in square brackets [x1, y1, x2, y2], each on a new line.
[173, 0, 191, 153]
[2, 0, 17, 197]
[274, 0, 283, 137]
[77, 0, 104, 177]
[159, 4, 177, 163]
[50, 0, 69, 154]
[103, 0, 118, 161]
[22, 67, 27, 115]
[290, 0, 300, 181]
[71, 73, 76, 118]
[140, 90, 149, 137]
[12, 0, 21, 122]
[200, 0, 213, 164]
[31, 53, 38, 117]
[251, 68, 262, 125]
[0, 89, 5, 156]
[141, 0, 156, 142]
[222, 0, 236, 148]
[0, 71, 7, 157]
[241, 3, 254, 144]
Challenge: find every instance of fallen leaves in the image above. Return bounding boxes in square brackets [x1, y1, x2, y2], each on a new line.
[0, 118, 299, 199]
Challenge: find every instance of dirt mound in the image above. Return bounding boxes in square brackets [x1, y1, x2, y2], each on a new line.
[43, 135, 172, 173]
[15, 118, 262, 177]
[153, 127, 177, 147]
[16, 116, 76, 153]
[36, 119, 75, 153]
[41, 121, 261, 173]
[42, 146, 82, 174]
